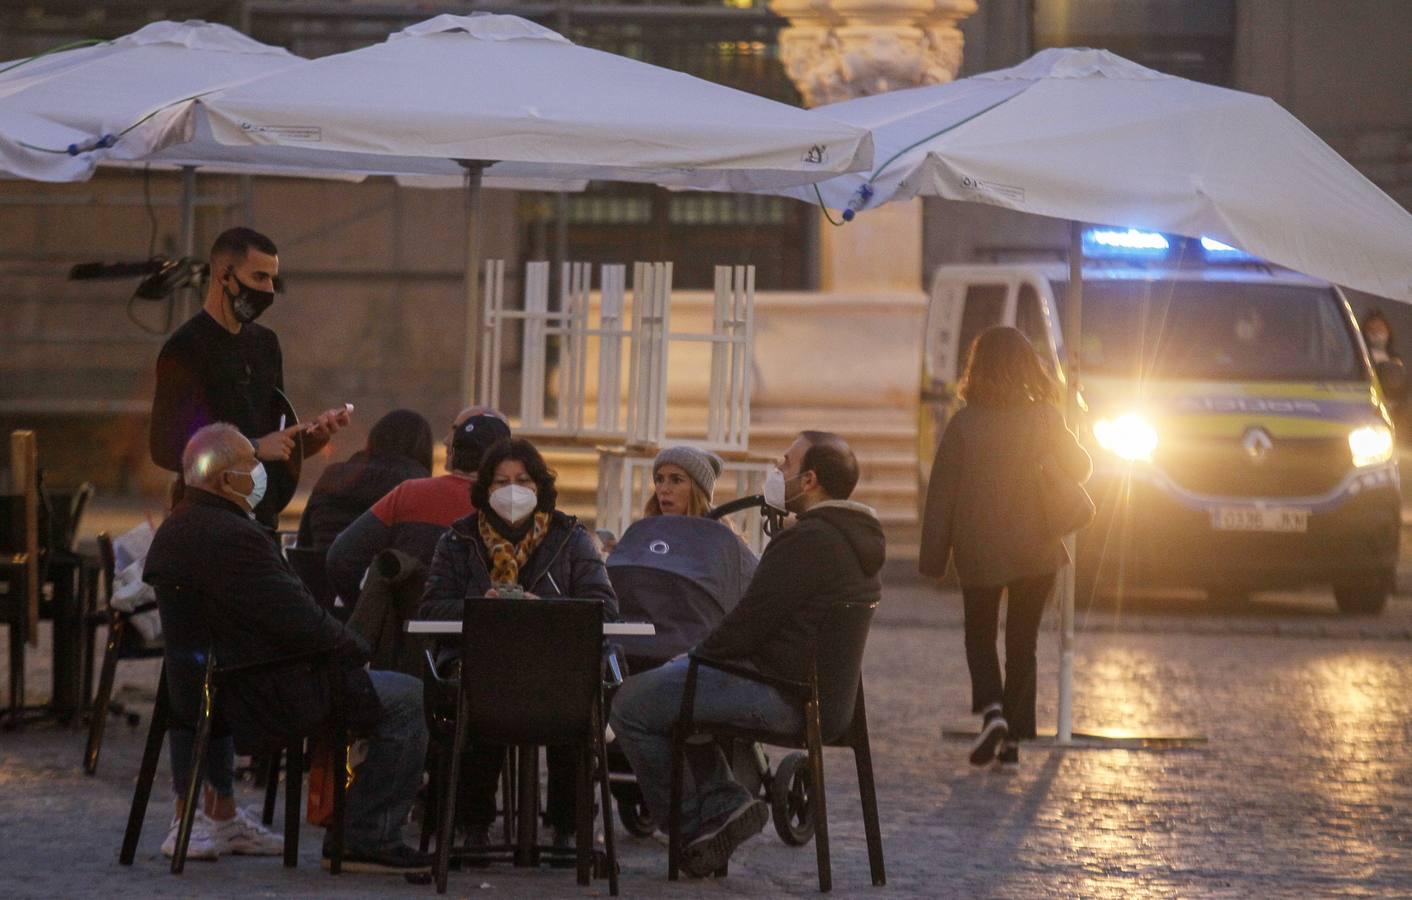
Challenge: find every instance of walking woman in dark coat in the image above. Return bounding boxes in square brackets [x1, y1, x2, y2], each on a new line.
[918, 326, 1091, 767]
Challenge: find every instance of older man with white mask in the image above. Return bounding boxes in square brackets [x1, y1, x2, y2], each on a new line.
[144, 423, 432, 873]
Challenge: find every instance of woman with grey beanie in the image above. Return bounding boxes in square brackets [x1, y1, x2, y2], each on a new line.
[644, 445, 724, 517]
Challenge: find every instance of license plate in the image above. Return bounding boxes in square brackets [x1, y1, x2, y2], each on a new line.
[1210, 507, 1309, 533]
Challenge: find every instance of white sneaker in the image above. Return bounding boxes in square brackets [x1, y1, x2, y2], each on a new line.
[161, 811, 221, 861]
[210, 806, 284, 856]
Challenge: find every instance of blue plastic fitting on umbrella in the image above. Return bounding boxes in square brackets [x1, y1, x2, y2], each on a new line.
[841, 183, 875, 222]
[66, 133, 117, 156]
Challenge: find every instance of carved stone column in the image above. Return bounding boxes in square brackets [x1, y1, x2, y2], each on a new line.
[773, 0, 977, 106]
[752, 1, 979, 562]
[770, 0, 978, 293]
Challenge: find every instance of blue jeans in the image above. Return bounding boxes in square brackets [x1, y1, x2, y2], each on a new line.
[169, 730, 236, 799]
[337, 669, 428, 853]
[609, 656, 802, 840]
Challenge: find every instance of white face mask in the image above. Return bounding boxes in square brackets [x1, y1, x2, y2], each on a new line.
[490, 483, 538, 524]
[763, 468, 796, 512]
[228, 463, 267, 511]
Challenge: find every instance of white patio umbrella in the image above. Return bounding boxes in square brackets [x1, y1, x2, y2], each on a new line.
[0, 22, 555, 185]
[787, 47, 1412, 303]
[0, 21, 302, 182]
[775, 47, 1412, 744]
[0, 19, 586, 338]
[129, 13, 873, 398]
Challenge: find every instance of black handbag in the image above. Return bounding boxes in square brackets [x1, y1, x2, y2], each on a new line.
[1032, 409, 1095, 537]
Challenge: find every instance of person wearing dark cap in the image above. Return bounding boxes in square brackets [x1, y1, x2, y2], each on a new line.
[644, 445, 724, 517]
[297, 409, 434, 550]
[326, 407, 510, 605]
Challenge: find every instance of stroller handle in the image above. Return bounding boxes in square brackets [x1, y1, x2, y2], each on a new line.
[708, 494, 788, 537]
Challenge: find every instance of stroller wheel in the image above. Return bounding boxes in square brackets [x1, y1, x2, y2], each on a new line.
[769, 752, 816, 846]
[617, 793, 657, 838]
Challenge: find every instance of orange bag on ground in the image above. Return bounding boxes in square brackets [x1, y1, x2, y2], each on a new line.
[306, 739, 350, 827]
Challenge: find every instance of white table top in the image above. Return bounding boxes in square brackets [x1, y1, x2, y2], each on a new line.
[405, 620, 655, 636]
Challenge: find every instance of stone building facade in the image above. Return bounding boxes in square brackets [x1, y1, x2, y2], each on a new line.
[1, 1, 1408, 555]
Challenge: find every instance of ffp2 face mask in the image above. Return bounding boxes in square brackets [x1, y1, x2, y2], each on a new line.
[490, 483, 538, 524]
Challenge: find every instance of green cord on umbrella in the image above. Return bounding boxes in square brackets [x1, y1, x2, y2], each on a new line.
[814, 89, 1027, 224]
[17, 88, 214, 156]
[0, 38, 108, 75]
[815, 184, 845, 227]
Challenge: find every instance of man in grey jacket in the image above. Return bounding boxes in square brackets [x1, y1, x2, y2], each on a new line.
[610, 431, 885, 878]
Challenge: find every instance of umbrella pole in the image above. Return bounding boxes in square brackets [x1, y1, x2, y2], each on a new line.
[1057, 220, 1083, 746]
[180, 165, 197, 320]
[461, 161, 487, 404]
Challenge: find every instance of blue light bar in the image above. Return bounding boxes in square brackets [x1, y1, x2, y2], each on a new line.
[1200, 236, 1259, 261]
[1083, 227, 1171, 258]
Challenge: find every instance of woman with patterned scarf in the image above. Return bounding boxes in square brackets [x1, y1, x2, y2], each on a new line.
[420, 437, 618, 850]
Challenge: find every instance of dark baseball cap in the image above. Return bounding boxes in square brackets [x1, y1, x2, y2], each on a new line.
[451, 413, 511, 459]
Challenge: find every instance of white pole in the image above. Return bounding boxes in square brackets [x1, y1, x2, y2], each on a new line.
[461, 161, 487, 405]
[1057, 220, 1084, 745]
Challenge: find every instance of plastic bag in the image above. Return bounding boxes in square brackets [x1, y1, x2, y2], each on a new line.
[108, 521, 162, 646]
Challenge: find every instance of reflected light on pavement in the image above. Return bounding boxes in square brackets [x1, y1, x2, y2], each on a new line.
[1303, 652, 1401, 875]
[1079, 646, 1175, 736]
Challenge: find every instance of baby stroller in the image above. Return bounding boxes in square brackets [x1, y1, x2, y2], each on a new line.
[605, 501, 819, 846]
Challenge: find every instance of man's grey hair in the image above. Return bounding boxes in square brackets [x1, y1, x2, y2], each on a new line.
[182, 423, 249, 486]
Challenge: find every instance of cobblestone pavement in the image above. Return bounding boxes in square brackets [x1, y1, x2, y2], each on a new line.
[2, 581, 1410, 898]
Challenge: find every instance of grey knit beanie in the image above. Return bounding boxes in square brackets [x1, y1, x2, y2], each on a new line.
[653, 445, 724, 500]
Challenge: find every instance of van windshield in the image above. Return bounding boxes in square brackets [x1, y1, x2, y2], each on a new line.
[1050, 279, 1365, 382]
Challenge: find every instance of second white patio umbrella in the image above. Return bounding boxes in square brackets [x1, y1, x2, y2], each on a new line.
[785, 47, 1412, 303]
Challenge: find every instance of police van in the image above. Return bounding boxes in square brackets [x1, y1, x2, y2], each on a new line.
[919, 229, 1401, 614]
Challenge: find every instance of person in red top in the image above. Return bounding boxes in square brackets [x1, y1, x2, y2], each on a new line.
[327, 407, 509, 604]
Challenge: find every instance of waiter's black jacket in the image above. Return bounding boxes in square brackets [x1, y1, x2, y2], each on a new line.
[150, 309, 295, 525]
[144, 488, 376, 752]
[697, 501, 886, 683]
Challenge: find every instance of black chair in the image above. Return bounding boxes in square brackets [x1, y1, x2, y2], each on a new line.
[120, 584, 348, 875]
[418, 676, 518, 854]
[118, 657, 347, 874]
[43, 481, 94, 557]
[2, 472, 99, 724]
[428, 597, 618, 896]
[667, 601, 885, 893]
[83, 532, 164, 775]
[286, 546, 342, 619]
[0, 492, 38, 723]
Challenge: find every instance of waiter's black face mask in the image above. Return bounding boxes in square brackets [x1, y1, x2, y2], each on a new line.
[224, 267, 276, 324]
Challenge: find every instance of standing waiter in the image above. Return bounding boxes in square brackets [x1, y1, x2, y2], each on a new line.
[151, 226, 351, 528]
[148, 226, 353, 858]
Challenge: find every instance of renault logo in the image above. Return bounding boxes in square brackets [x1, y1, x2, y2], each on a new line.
[1242, 427, 1274, 464]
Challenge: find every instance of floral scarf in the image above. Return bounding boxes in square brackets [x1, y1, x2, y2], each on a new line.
[478, 510, 552, 588]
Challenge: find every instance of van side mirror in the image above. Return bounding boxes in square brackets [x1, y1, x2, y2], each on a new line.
[1375, 359, 1407, 401]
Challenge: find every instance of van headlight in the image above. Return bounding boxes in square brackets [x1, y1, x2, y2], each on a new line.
[1093, 414, 1158, 462]
[1349, 424, 1394, 468]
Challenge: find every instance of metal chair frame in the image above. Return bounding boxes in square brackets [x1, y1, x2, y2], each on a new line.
[666, 601, 886, 893]
[119, 649, 349, 874]
[83, 532, 163, 774]
[426, 597, 619, 896]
